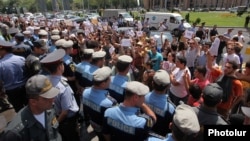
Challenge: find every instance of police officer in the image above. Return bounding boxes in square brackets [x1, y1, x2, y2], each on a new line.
[82, 66, 117, 141]
[75, 49, 94, 104]
[40, 49, 79, 141]
[23, 30, 33, 48]
[1, 74, 62, 141]
[25, 39, 48, 77]
[0, 40, 28, 112]
[13, 32, 31, 58]
[103, 81, 153, 141]
[7, 27, 19, 44]
[82, 50, 106, 87]
[108, 55, 133, 103]
[30, 26, 40, 42]
[145, 70, 176, 136]
[48, 35, 60, 53]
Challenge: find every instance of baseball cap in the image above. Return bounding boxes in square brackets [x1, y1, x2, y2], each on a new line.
[203, 83, 223, 102]
[153, 70, 170, 86]
[25, 75, 59, 98]
[126, 81, 149, 96]
[173, 104, 200, 135]
[241, 106, 250, 118]
[118, 55, 133, 63]
[33, 39, 48, 50]
[93, 66, 111, 81]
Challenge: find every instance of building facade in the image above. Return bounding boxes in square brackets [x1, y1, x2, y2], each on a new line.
[143, 0, 250, 10]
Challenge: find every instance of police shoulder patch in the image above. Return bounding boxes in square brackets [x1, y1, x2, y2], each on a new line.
[137, 113, 154, 128]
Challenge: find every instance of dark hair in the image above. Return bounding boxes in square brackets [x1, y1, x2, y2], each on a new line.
[116, 61, 130, 72]
[246, 61, 250, 68]
[195, 66, 207, 77]
[176, 56, 187, 66]
[178, 42, 185, 51]
[124, 89, 135, 99]
[43, 62, 62, 74]
[234, 46, 241, 54]
[169, 52, 176, 63]
[91, 58, 103, 65]
[93, 77, 109, 86]
[152, 81, 169, 91]
[189, 84, 202, 99]
[86, 40, 99, 49]
[227, 60, 238, 70]
[81, 53, 92, 60]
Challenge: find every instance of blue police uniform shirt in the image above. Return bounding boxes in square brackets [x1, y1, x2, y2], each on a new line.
[145, 91, 175, 135]
[108, 74, 128, 103]
[48, 75, 79, 118]
[147, 133, 173, 141]
[0, 53, 27, 90]
[103, 104, 149, 141]
[32, 34, 39, 41]
[75, 61, 92, 87]
[48, 44, 57, 53]
[82, 87, 116, 126]
[83, 64, 99, 86]
[63, 54, 73, 65]
[148, 51, 163, 71]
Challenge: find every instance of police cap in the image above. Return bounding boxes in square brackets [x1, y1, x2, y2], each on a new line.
[26, 74, 59, 99]
[92, 51, 106, 59]
[40, 49, 65, 64]
[23, 30, 31, 35]
[38, 30, 48, 36]
[51, 35, 60, 40]
[93, 66, 111, 82]
[126, 81, 149, 96]
[82, 49, 94, 54]
[33, 39, 48, 50]
[118, 55, 133, 63]
[51, 29, 60, 35]
[0, 40, 14, 49]
[55, 39, 66, 47]
[7, 28, 19, 34]
[153, 69, 170, 86]
[62, 40, 73, 48]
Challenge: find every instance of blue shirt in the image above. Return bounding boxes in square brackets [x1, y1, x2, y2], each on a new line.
[49, 75, 79, 118]
[82, 87, 116, 126]
[148, 51, 163, 71]
[103, 104, 149, 141]
[108, 74, 128, 103]
[0, 53, 27, 90]
[145, 91, 175, 136]
[147, 133, 174, 141]
[48, 44, 57, 53]
[75, 61, 92, 87]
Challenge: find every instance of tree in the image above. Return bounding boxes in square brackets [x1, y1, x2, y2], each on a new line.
[112, 0, 120, 8]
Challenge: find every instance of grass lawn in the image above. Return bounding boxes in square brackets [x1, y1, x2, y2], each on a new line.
[132, 11, 249, 27]
[180, 11, 247, 27]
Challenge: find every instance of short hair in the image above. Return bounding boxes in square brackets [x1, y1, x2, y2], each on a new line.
[93, 77, 109, 86]
[43, 62, 62, 74]
[189, 84, 202, 99]
[176, 56, 187, 66]
[86, 40, 99, 49]
[195, 66, 207, 77]
[246, 61, 250, 68]
[227, 60, 238, 70]
[152, 81, 169, 91]
[116, 61, 130, 72]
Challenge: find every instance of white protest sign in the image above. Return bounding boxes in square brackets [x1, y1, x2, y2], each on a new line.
[136, 31, 143, 37]
[121, 39, 131, 47]
[184, 30, 194, 39]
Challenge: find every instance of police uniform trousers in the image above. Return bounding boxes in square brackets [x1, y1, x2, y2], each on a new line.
[5, 85, 27, 112]
[59, 114, 80, 141]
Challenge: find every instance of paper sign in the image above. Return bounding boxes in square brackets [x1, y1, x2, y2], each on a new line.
[184, 30, 194, 39]
[136, 31, 143, 37]
[65, 20, 73, 26]
[121, 39, 131, 47]
[91, 19, 98, 25]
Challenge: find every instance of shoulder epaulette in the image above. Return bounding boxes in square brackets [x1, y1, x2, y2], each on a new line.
[60, 77, 68, 87]
[137, 113, 154, 128]
[148, 131, 166, 140]
[106, 93, 118, 106]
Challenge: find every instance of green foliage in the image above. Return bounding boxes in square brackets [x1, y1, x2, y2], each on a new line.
[185, 13, 190, 22]
[194, 17, 201, 24]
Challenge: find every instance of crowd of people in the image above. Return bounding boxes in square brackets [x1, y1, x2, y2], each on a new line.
[0, 13, 250, 141]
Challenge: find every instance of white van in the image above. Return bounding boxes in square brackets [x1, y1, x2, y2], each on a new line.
[145, 12, 191, 35]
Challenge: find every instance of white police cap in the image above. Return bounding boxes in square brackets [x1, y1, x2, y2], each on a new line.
[153, 70, 170, 86]
[40, 49, 65, 64]
[92, 51, 106, 59]
[62, 40, 73, 48]
[118, 55, 133, 63]
[126, 81, 149, 96]
[93, 66, 111, 81]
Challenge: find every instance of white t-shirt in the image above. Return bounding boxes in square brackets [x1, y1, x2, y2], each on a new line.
[170, 67, 191, 98]
[222, 53, 240, 69]
[34, 112, 45, 128]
